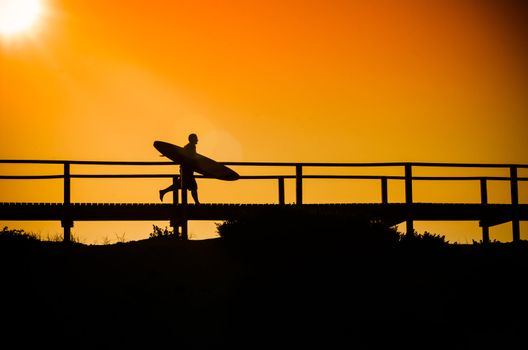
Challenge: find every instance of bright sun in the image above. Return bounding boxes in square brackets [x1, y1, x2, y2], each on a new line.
[0, 0, 43, 37]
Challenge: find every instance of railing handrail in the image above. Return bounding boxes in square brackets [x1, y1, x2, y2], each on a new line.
[2, 159, 528, 168]
[1, 174, 528, 181]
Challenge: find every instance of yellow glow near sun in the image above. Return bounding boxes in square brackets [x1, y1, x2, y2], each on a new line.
[0, 0, 43, 37]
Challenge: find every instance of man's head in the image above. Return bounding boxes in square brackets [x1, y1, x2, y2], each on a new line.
[188, 133, 198, 144]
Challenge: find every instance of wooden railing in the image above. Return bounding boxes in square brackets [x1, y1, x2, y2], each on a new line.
[1, 160, 527, 242]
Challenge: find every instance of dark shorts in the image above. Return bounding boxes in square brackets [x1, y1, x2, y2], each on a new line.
[180, 167, 197, 191]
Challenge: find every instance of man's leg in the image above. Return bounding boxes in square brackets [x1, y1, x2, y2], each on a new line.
[191, 190, 200, 205]
[160, 184, 176, 202]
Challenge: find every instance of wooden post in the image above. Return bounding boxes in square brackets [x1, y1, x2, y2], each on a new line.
[180, 172, 188, 240]
[62, 162, 72, 243]
[172, 176, 179, 205]
[381, 177, 388, 204]
[405, 164, 414, 235]
[510, 166, 520, 242]
[480, 178, 489, 244]
[169, 176, 180, 236]
[278, 177, 285, 205]
[296, 165, 303, 205]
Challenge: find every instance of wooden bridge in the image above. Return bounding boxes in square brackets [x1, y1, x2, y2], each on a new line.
[1, 160, 527, 243]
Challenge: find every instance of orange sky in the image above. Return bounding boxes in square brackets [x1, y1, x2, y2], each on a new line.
[1, 0, 527, 243]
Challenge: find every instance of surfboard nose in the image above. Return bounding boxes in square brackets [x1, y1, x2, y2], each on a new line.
[153, 140, 169, 152]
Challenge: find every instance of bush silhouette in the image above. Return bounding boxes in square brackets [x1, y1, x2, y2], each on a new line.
[216, 212, 401, 247]
[216, 213, 453, 250]
[0, 226, 39, 244]
[399, 230, 449, 247]
[149, 224, 176, 239]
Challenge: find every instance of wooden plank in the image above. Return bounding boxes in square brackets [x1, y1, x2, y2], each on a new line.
[1, 202, 527, 223]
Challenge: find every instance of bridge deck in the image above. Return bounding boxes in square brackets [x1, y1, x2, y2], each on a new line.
[1, 202, 526, 228]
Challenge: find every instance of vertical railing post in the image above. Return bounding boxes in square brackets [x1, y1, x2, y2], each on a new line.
[62, 162, 72, 243]
[278, 177, 285, 205]
[172, 176, 180, 205]
[480, 178, 489, 244]
[405, 164, 414, 236]
[381, 177, 388, 204]
[180, 172, 188, 240]
[296, 165, 303, 205]
[510, 166, 520, 242]
[169, 175, 180, 235]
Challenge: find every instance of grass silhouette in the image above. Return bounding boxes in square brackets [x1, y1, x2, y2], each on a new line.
[0, 220, 527, 348]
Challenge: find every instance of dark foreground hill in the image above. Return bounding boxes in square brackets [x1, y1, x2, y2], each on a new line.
[1, 223, 528, 349]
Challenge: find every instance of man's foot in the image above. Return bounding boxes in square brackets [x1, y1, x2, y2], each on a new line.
[159, 190, 165, 202]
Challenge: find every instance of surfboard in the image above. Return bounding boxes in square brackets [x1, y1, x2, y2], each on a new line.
[153, 140, 240, 181]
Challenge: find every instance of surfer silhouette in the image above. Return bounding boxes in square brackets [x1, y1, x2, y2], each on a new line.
[159, 133, 200, 204]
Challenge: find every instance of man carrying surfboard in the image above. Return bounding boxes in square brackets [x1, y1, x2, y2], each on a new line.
[155, 133, 239, 204]
[159, 133, 200, 204]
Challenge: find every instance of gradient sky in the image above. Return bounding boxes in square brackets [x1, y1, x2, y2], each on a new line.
[1, 0, 527, 243]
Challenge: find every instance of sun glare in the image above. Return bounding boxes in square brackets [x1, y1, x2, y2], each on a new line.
[0, 0, 43, 38]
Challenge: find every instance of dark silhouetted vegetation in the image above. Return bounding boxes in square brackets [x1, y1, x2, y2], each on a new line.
[216, 215, 449, 248]
[149, 224, 176, 238]
[0, 226, 39, 244]
[399, 229, 450, 246]
[1, 221, 527, 348]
